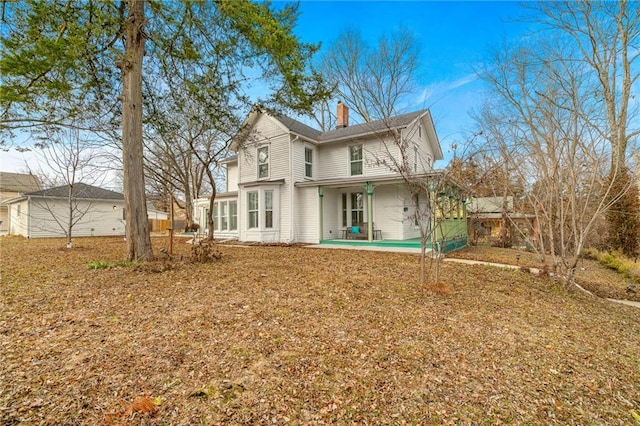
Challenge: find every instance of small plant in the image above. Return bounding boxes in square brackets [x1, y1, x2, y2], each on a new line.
[581, 248, 640, 283]
[191, 240, 222, 263]
[87, 260, 137, 270]
[185, 223, 200, 232]
[88, 261, 111, 270]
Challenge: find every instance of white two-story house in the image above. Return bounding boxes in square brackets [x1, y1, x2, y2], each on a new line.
[194, 103, 468, 250]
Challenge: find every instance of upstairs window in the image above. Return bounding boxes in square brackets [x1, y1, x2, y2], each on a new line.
[414, 146, 419, 172]
[350, 144, 363, 176]
[305, 147, 313, 178]
[257, 146, 269, 179]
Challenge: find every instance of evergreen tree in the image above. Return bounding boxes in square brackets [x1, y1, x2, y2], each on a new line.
[1, 0, 329, 260]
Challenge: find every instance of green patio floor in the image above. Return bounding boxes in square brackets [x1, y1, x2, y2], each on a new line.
[319, 237, 467, 253]
[320, 238, 422, 248]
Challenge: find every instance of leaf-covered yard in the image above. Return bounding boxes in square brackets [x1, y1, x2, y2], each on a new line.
[1, 236, 639, 424]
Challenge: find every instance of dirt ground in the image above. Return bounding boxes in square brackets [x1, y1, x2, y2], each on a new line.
[1, 236, 639, 425]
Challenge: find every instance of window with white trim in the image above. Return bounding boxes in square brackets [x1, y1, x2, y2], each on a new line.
[305, 147, 313, 178]
[257, 146, 269, 179]
[341, 193, 347, 227]
[350, 145, 363, 176]
[351, 192, 364, 225]
[213, 202, 219, 230]
[248, 191, 259, 228]
[220, 201, 228, 230]
[229, 201, 237, 231]
[413, 146, 418, 172]
[264, 190, 273, 228]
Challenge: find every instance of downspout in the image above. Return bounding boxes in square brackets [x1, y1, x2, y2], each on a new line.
[27, 196, 31, 238]
[290, 135, 299, 243]
[318, 186, 324, 242]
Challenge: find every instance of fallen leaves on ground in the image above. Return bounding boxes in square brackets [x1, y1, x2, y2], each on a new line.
[451, 245, 640, 301]
[1, 236, 639, 424]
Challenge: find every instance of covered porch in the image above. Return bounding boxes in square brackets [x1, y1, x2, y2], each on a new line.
[296, 174, 469, 254]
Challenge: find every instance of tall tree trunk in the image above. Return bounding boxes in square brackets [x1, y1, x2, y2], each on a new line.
[207, 186, 217, 241]
[67, 185, 73, 249]
[122, 0, 153, 261]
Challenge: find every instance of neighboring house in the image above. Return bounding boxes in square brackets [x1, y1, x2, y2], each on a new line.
[0, 172, 41, 234]
[5, 183, 126, 238]
[194, 103, 468, 251]
[467, 196, 538, 248]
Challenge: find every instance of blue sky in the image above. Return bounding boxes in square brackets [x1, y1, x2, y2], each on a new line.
[1, 1, 530, 173]
[292, 1, 530, 162]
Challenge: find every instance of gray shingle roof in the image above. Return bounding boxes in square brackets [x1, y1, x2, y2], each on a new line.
[0, 172, 41, 193]
[273, 114, 323, 140]
[318, 109, 428, 143]
[237, 107, 434, 147]
[26, 183, 124, 200]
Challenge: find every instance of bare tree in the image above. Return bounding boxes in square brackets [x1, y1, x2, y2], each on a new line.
[524, 0, 640, 255]
[32, 128, 108, 248]
[476, 38, 625, 284]
[143, 128, 209, 231]
[365, 117, 468, 285]
[316, 27, 420, 126]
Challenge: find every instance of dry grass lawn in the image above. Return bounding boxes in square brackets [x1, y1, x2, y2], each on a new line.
[451, 246, 640, 302]
[1, 236, 639, 425]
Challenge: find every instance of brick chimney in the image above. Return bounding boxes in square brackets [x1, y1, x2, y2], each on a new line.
[336, 101, 349, 128]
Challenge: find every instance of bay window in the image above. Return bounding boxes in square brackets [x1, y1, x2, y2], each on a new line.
[229, 201, 237, 231]
[264, 190, 273, 228]
[248, 191, 259, 228]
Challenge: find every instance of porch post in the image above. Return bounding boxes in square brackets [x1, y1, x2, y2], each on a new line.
[318, 186, 324, 242]
[366, 181, 373, 242]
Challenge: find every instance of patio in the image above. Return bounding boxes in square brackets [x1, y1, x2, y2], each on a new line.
[319, 236, 468, 254]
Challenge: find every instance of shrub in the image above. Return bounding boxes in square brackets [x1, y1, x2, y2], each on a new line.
[88, 260, 136, 270]
[185, 223, 200, 232]
[191, 240, 222, 263]
[88, 261, 111, 270]
[583, 248, 640, 283]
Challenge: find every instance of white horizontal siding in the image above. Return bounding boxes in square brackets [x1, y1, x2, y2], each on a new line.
[8, 200, 29, 237]
[372, 184, 404, 240]
[226, 163, 239, 192]
[403, 121, 437, 172]
[317, 136, 403, 180]
[27, 198, 125, 238]
[317, 143, 348, 180]
[238, 114, 288, 184]
[294, 186, 319, 243]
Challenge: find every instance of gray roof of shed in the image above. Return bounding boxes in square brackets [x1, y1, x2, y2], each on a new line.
[26, 183, 124, 200]
[0, 172, 41, 193]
